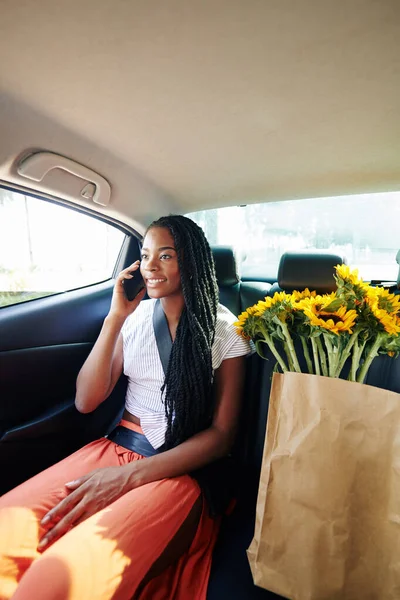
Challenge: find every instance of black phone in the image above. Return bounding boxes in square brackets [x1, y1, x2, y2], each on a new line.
[122, 270, 146, 301]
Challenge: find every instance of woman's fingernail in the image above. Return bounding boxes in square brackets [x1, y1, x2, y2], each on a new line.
[65, 481, 76, 487]
[38, 538, 48, 550]
[41, 515, 50, 525]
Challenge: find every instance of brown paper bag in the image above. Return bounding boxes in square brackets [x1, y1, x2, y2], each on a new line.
[247, 372, 400, 600]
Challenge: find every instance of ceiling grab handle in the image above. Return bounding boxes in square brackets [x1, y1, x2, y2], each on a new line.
[17, 151, 111, 206]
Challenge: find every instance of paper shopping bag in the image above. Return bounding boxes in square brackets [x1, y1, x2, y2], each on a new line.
[247, 372, 400, 600]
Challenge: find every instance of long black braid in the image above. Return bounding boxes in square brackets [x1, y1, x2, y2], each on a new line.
[146, 215, 219, 449]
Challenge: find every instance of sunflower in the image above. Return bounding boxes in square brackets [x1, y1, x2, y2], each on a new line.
[295, 294, 325, 312]
[291, 288, 317, 302]
[253, 297, 273, 316]
[253, 292, 292, 317]
[270, 291, 293, 305]
[234, 306, 258, 339]
[334, 264, 371, 309]
[366, 303, 400, 336]
[300, 297, 358, 335]
[335, 264, 362, 285]
[366, 287, 400, 315]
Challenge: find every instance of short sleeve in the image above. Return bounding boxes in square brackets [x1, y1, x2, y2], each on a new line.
[211, 304, 252, 371]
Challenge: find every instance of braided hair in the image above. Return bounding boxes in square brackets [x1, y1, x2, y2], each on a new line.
[145, 215, 219, 449]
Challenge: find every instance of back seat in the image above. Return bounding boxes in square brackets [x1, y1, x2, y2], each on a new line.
[365, 251, 400, 389]
[212, 246, 241, 315]
[211, 246, 271, 314]
[208, 248, 283, 599]
[207, 249, 400, 600]
[267, 250, 347, 296]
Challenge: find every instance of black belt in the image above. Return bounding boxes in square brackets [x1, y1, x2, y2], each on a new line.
[107, 425, 160, 457]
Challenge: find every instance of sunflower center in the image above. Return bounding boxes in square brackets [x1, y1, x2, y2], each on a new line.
[319, 312, 343, 324]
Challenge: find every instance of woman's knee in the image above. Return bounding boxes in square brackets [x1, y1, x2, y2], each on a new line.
[11, 555, 72, 600]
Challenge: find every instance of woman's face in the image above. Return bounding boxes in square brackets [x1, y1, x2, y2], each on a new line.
[140, 226, 182, 300]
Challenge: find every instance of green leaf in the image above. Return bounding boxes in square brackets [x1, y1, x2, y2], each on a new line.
[323, 298, 344, 313]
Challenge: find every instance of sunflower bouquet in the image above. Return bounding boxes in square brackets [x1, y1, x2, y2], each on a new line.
[244, 266, 400, 598]
[235, 265, 400, 383]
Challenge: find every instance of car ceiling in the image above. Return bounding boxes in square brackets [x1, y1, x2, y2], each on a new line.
[0, 0, 399, 229]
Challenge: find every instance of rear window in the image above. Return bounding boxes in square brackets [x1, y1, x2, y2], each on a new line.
[187, 191, 400, 282]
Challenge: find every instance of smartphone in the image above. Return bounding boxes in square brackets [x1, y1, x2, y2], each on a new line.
[122, 270, 146, 301]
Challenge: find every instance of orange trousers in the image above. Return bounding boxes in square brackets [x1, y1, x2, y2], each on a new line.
[0, 421, 220, 600]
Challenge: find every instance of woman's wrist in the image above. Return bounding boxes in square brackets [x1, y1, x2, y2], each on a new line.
[104, 311, 128, 329]
[126, 459, 152, 489]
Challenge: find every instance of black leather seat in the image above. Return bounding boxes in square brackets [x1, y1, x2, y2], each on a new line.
[208, 250, 400, 599]
[240, 281, 272, 312]
[208, 251, 348, 600]
[212, 246, 241, 316]
[211, 246, 272, 316]
[207, 251, 291, 600]
[268, 250, 347, 296]
[207, 349, 284, 600]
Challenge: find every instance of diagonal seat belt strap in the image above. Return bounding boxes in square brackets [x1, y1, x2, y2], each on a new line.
[152, 298, 173, 376]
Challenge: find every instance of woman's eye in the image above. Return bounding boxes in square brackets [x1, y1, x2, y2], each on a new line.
[160, 254, 172, 260]
[141, 254, 148, 260]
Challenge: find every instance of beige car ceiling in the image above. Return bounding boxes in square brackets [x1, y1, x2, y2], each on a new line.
[0, 0, 399, 229]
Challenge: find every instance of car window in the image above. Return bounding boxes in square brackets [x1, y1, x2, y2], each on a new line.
[0, 188, 126, 308]
[188, 191, 400, 282]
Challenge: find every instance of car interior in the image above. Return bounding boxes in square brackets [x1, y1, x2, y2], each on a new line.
[1, 1, 400, 598]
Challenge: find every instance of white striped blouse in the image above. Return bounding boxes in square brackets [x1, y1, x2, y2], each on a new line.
[121, 299, 251, 449]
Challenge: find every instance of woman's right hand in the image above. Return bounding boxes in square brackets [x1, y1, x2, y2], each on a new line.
[75, 262, 145, 413]
[108, 260, 147, 319]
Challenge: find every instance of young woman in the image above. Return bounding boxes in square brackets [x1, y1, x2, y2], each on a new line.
[0, 215, 250, 600]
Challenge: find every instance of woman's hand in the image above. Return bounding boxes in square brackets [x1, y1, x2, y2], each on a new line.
[75, 261, 145, 414]
[38, 463, 144, 550]
[109, 260, 146, 319]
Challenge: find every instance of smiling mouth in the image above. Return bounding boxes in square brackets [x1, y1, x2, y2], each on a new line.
[146, 278, 167, 284]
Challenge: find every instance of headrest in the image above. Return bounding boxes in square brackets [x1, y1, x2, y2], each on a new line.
[277, 251, 347, 293]
[211, 246, 239, 287]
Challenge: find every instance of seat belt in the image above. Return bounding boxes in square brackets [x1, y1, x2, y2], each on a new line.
[107, 298, 172, 456]
[152, 298, 173, 376]
[152, 298, 234, 516]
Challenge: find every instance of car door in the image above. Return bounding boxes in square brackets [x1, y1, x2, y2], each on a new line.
[0, 186, 142, 495]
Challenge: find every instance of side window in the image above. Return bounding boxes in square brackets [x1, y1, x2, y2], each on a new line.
[0, 188, 126, 308]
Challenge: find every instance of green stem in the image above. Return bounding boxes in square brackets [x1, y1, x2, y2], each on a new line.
[332, 347, 340, 377]
[324, 335, 340, 377]
[324, 336, 340, 377]
[255, 335, 288, 373]
[334, 329, 361, 378]
[349, 338, 367, 381]
[357, 334, 384, 384]
[283, 342, 295, 371]
[311, 337, 321, 376]
[316, 336, 329, 377]
[349, 339, 359, 382]
[358, 338, 368, 363]
[300, 336, 313, 374]
[276, 318, 301, 373]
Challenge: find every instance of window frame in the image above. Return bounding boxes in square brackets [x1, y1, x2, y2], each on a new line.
[0, 183, 143, 309]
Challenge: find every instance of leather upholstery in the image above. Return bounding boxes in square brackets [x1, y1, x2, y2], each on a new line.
[211, 246, 241, 315]
[240, 281, 271, 311]
[212, 246, 239, 287]
[269, 250, 347, 295]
